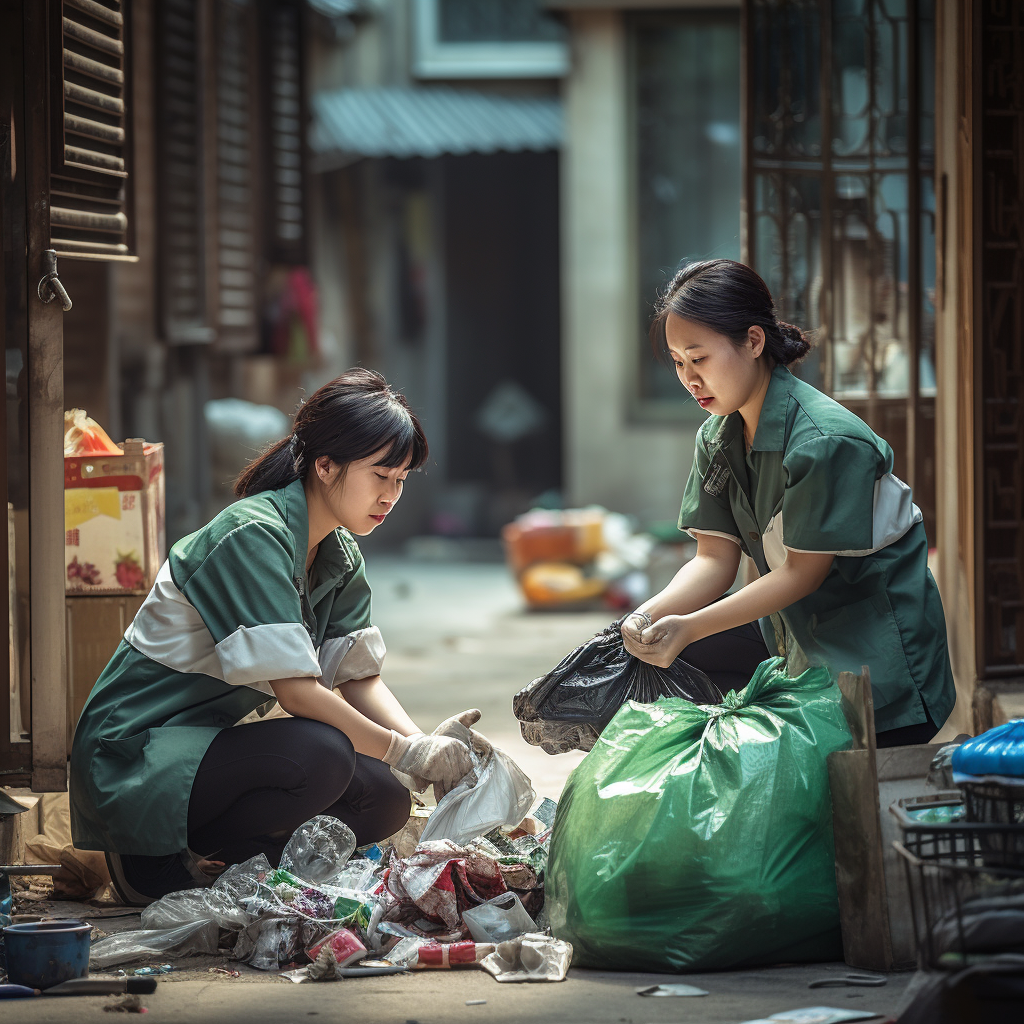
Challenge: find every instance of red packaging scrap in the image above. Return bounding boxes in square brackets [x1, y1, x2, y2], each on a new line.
[65, 437, 165, 595]
[414, 941, 494, 968]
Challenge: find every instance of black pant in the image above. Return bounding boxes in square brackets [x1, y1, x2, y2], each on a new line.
[121, 718, 410, 900]
[680, 621, 937, 748]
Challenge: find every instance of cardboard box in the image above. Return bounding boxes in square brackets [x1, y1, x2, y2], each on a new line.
[65, 594, 145, 752]
[64, 439, 165, 595]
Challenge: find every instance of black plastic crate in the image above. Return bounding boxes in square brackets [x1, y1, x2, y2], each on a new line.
[891, 795, 1024, 971]
[894, 792, 1024, 870]
[960, 779, 1024, 827]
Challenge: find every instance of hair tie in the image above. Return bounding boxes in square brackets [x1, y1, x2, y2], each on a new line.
[289, 434, 304, 464]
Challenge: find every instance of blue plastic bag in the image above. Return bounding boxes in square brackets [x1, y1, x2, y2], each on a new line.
[952, 720, 1024, 779]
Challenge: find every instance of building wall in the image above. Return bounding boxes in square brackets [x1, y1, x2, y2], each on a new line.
[561, 11, 698, 524]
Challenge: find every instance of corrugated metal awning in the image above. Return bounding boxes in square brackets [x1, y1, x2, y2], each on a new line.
[310, 86, 563, 170]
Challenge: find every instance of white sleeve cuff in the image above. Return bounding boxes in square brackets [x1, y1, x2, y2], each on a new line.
[687, 528, 743, 547]
[321, 626, 387, 687]
[215, 622, 321, 686]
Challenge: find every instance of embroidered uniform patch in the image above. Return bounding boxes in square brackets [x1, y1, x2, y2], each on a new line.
[703, 451, 730, 497]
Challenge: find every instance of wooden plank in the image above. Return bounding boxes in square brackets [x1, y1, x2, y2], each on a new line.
[24, 0, 69, 793]
[828, 746, 894, 971]
[828, 667, 895, 970]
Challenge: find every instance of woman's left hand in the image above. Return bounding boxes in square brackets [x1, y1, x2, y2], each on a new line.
[621, 614, 697, 668]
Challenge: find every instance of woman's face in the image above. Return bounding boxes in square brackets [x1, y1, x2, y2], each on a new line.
[664, 313, 766, 416]
[316, 447, 411, 536]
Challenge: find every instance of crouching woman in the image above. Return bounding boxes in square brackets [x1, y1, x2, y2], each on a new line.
[70, 368, 488, 904]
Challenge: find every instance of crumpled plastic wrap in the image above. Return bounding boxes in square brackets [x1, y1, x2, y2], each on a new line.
[418, 745, 535, 847]
[89, 921, 221, 970]
[233, 916, 308, 972]
[279, 815, 357, 885]
[480, 933, 572, 983]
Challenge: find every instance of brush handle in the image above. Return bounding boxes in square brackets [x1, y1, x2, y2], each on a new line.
[0, 984, 41, 998]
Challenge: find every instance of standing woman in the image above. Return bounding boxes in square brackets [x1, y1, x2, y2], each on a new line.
[621, 260, 955, 746]
[71, 369, 489, 904]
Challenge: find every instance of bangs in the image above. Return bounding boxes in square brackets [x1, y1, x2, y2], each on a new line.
[369, 405, 429, 471]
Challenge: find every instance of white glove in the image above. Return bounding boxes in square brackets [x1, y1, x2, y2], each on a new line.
[431, 709, 493, 798]
[433, 708, 493, 759]
[382, 730, 474, 794]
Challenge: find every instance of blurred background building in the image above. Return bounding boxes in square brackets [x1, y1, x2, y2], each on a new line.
[2, 0, 1022, 785]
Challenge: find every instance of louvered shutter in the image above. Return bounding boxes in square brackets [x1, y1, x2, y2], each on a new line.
[155, 0, 213, 343]
[263, 0, 308, 265]
[214, 0, 260, 350]
[50, 0, 134, 259]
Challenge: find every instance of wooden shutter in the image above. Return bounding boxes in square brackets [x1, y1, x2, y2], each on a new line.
[263, 0, 308, 265]
[214, 0, 261, 350]
[155, 0, 214, 343]
[50, 0, 134, 259]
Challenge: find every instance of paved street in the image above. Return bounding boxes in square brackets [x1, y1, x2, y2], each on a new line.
[363, 554, 606, 800]
[7, 557, 913, 1023]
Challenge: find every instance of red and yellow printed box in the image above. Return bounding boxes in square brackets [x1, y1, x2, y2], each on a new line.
[64, 439, 166, 595]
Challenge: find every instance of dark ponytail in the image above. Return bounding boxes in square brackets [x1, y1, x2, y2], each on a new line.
[234, 368, 428, 498]
[650, 259, 812, 366]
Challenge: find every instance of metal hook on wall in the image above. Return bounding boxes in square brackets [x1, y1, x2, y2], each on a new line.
[37, 249, 73, 311]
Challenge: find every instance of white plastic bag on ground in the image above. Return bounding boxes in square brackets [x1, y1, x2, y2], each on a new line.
[462, 892, 537, 943]
[419, 746, 535, 847]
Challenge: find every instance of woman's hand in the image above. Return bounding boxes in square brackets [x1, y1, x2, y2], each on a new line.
[382, 730, 475, 794]
[621, 613, 698, 668]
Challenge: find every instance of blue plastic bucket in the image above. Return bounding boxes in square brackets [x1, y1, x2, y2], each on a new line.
[2, 919, 92, 990]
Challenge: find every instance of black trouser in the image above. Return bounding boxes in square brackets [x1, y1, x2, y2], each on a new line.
[121, 718, 410, 900]
[680, 621, 938, 749]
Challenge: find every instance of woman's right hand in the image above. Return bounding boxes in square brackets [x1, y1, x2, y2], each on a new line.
[382, 730, 474, 793]
[620, 609, 652, 648]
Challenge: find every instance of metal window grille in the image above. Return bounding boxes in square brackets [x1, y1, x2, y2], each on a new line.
[744, 0, 936, 537]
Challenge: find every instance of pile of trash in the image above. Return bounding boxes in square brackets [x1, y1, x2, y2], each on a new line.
[88, 750, 572, 985]
[501, 508, 654, 610]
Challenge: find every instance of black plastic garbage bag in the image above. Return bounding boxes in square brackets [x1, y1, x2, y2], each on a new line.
[513, 621, 722, 754]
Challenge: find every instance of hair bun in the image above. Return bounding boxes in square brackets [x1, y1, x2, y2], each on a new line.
[775, 320, 810, 364]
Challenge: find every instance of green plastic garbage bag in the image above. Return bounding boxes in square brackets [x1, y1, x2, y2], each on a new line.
[546, 657, 852, 971]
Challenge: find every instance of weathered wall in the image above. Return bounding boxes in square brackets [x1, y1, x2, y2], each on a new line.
[560, 11, 698, 524]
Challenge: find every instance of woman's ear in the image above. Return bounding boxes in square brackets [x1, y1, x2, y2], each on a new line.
[748, 325, 766, 359]
[315, 455, 335, 484]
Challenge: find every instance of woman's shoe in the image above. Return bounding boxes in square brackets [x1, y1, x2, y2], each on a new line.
[105, 848, 215, 906]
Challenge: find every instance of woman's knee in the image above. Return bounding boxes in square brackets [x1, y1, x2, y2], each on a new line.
[283, 719, 357, 804]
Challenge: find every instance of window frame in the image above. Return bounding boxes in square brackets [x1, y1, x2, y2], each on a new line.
[626, 3, 742, 426]
[411, 0, 569, 79]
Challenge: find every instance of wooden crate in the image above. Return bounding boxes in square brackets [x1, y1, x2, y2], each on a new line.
[827, 667, 964, 970]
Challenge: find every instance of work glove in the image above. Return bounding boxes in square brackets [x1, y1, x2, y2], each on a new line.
[382, 729, 475, 795]
[431, 709, 494, 798]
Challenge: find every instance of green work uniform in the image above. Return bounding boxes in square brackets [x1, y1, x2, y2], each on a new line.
[678, 364, 955, 734]
[70, 478, 385, 856]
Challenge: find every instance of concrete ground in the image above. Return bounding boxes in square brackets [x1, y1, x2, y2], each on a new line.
[5, 557, 911, 1023]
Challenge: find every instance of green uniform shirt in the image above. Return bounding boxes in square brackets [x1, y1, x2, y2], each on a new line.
[678, 365, 955, 734]
[70, 479, 384, 856]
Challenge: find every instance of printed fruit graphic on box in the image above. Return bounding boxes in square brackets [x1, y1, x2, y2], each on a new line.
[64, 414, 165, 596]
